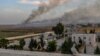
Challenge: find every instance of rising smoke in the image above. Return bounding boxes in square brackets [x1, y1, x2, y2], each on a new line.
[23, 0, 68, 23]
[24, 0, 100, 24]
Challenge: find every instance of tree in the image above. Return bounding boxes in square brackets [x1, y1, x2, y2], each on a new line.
[94, 46, 100, 54]
[61, 40, 68, 54]
[84, 46, 86, 54]
[0, 38, 9, 49]
[79, 37, 82, 44]
[90, 29, 95, 34]
[33, 39, 38, 49]
[61, 38, 73, 54]
[40, 34, 45, 49]
[19, 39, 25, 50]
[52, 23, 64, 39]
[98, 36, 100, 42]
[28, 38, 34, 51]
[46, 40, 57, 52]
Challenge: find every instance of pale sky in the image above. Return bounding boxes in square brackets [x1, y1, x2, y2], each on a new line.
[0, 0, 40, 24]
[0, 0, 98, 24]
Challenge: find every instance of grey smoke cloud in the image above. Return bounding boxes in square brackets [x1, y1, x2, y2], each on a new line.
[23, 0, 100, 25]
[23, 0, 68, 23]
[29, 0, 96, 22]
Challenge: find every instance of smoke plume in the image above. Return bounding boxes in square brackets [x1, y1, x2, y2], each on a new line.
[28, 0, 96, 22]
[24, 0, 100, 24]
[23, 0, 68, 23]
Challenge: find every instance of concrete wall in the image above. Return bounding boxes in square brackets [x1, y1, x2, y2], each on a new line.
[71, 34, 97, 46]
[0, 49, 99, 56]
[71, 34, 97, 54]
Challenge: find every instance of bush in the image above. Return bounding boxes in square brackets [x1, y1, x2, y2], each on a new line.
[33, 39, 38, 49]
[84, 46, 86, 54]
[19, 39, 25, 50]
[8, 45, 20, 50]
[61, 40, 68, 54]
[61, 38, 73, 54]
[28, 38, 38, 51]
[94, 46, 100, 54]
[97, 37, 100, 42]
[40, 35, 45, 49]
[46, 40, 57, 52]
[0, 38, 9, 49]
[28, 38, 35, 51]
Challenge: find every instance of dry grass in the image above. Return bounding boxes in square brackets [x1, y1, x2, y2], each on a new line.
[0, 27, 52, 38]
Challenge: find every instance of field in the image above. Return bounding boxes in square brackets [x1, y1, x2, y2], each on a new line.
[0, 27, 52, 38]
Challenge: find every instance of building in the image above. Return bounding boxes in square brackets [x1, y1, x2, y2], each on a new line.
[71, 34, 97, 54]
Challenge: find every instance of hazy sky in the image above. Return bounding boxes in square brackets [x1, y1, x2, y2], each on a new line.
[0, 0, 39, 24]
[0, 0, 65, 24]
[0, 0, 98, 24]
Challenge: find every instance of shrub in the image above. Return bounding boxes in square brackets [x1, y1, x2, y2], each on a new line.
[33, 39, 37, 49]
[0, 38, 9, 49]
[19, 39, 25, 50]
[40, 34, 45, 49]
[28, 38, 34, 51]
[13, 45, 20, 50]
[94, 46, 100, 54]
[46, 40, 57, 52]
[61, 40, 68, 54]
[84, 46, 86, 53]
[61, 38, 73, 54]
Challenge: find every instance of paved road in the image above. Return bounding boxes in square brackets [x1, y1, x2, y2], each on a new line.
[0, 49, 99, 56]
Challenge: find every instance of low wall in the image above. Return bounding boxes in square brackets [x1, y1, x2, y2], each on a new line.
[0, 49, 99, 56]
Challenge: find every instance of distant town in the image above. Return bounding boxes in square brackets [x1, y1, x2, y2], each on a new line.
[0, 22, 100, 56]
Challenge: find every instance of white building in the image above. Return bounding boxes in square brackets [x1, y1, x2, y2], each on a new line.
[71, 34, 97, 54]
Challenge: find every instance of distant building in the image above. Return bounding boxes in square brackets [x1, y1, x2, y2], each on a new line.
[43, 32, 56, 41]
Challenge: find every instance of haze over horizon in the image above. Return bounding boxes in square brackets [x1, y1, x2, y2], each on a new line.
[0, 0, 100, 25]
